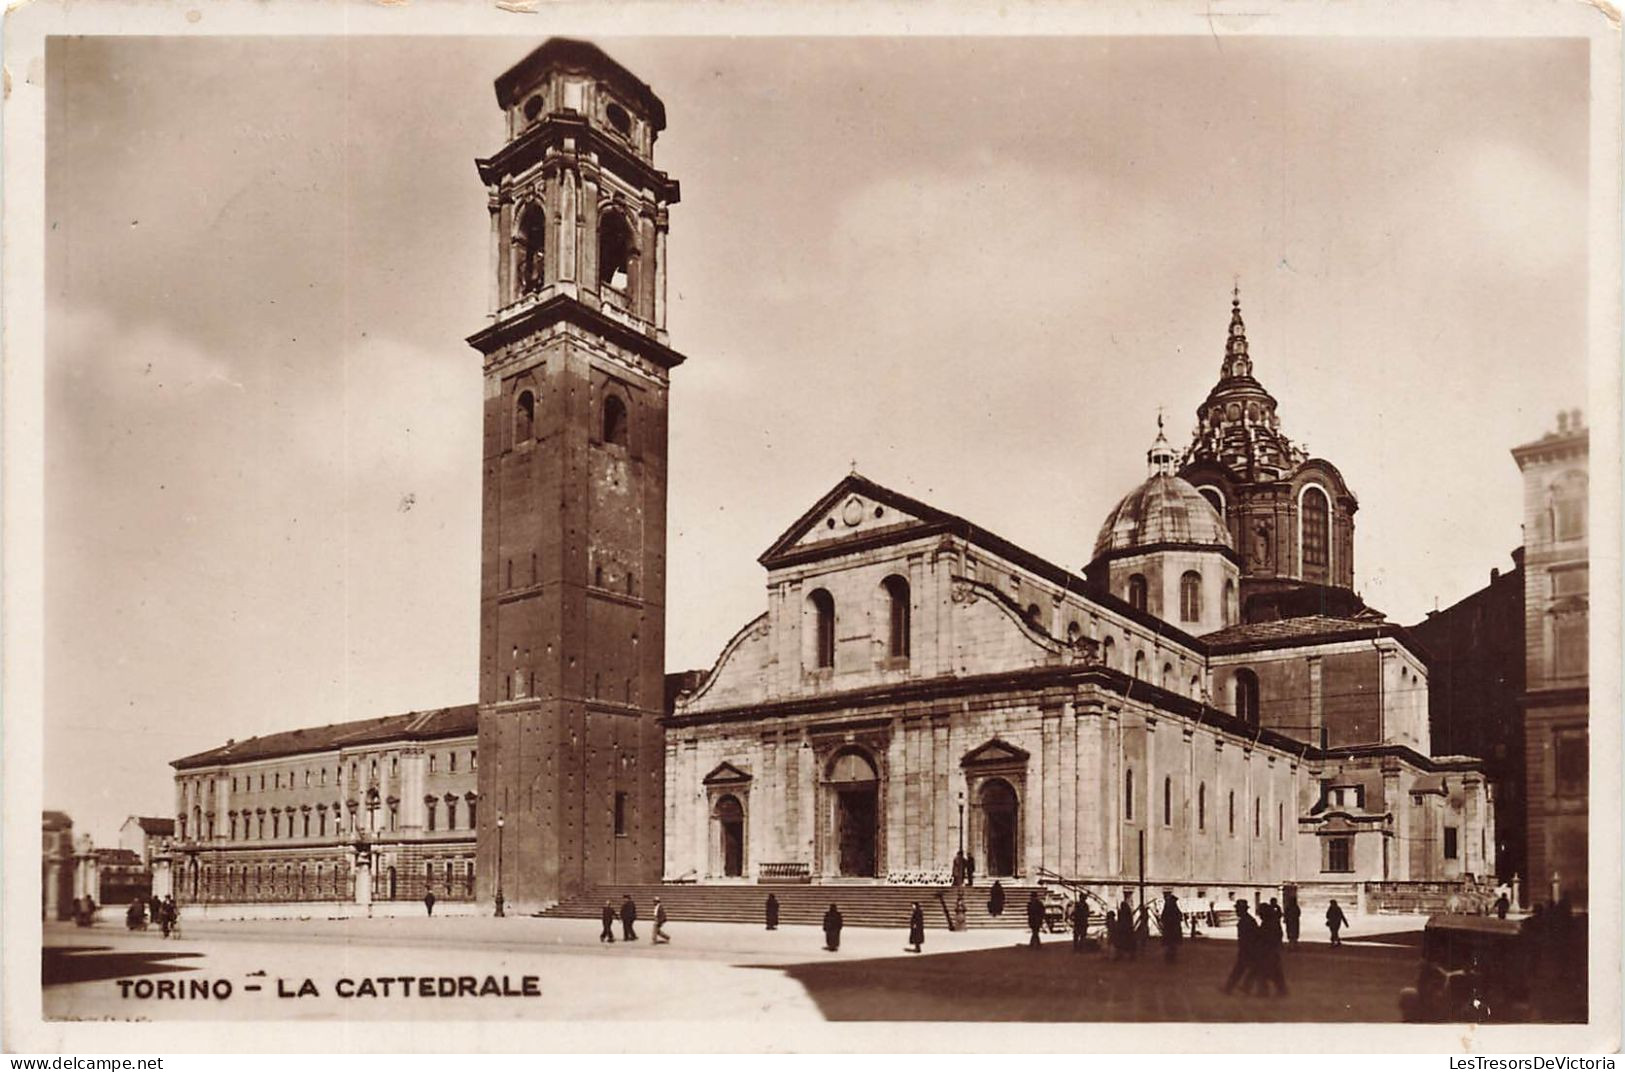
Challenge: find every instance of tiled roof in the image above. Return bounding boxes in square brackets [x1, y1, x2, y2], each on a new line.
[133, 817, 175, 836]
[1203, 615, 1396, 651]
[172, 703, 477, 771]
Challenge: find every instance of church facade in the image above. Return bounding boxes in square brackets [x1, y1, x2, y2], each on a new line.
[664, 297, 1495, 905]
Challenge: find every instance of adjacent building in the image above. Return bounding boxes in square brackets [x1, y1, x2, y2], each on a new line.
[1514, 411, 1590, 907]
[118, 815, 175, 870]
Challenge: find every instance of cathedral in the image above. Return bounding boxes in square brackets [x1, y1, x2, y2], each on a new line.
[166, 38, 1492, 918]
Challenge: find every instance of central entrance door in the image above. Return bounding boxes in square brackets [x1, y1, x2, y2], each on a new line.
[981, 778, 1019, 877]
[828, 751, 879, 878]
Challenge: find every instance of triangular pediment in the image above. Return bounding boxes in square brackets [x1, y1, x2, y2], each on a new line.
[701, 761, 753, 786]
[960, 738, 1031, 769]
[759, 474, 952, 568]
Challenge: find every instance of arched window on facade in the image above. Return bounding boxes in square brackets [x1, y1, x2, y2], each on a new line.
[881, 574, 910, 659]
[598, 208, 635, 291]
[515, 389, 535, 444]
[1161, 662, 1174, 690]
[1233, 668, 1261, 725]
[1133, 650, 1147, 679]
[1180, 570, 1203, 622]
[602, 394, 628, 447]
[1102, 635, 1116, 668]
[1224, 578, 1239, 625]
[1066, 621, 1082, 646]
[1124, 768, 1135, 820]
[513, 203, 545, 298]
[1127, 573, 1148, 612]
[807, 588, 836, 670]
[1199, 486, 1225, 518]
[1302, 486, 1330, 573]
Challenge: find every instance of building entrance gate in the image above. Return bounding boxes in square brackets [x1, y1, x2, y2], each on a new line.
[981, 778, 1019, 877]
[827, 751, 879, 878]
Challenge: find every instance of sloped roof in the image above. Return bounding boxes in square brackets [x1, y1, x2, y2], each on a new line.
[130, 817, 175, 836]
[172, 704, 477, 771]
[1203, 615, 1425, 661]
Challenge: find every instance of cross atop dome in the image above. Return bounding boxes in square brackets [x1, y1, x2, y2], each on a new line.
[1223, 281, 1253, 381]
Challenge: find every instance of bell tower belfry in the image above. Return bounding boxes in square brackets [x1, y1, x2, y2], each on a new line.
[467, 39, 684, 911]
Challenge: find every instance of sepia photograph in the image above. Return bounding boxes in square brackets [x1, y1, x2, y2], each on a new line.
[4, 0, 1620, 1055]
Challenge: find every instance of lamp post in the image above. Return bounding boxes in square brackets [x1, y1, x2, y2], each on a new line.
[494, 813, 506, 917]
[957, 790, 966, 855]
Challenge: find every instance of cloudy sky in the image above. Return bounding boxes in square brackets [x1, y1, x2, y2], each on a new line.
[45, 33, 1588, 842]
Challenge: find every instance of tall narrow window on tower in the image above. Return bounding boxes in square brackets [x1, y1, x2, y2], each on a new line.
[881, 574, 910, 660]
[514, 203, 545, 298]
[1127, 573, 1148, 612]
[1550, 471, 1588, 542]
[602, 394, 629, 448]
[515, 389, 535, 444]
[598, 208, 635, 292]
[1302, 486, 1330, 573]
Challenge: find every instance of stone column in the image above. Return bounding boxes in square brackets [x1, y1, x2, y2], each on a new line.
[559, 169, 578, 285]
[1041, 706, 1060, 874]
[1143, 714, 1156, 881]
[663, 739, 680, 878]
[488, 190, 503, 313]
[1077, 702, 1105, 875]
[653, 216, 668, 329]
[1059, 700, 1077, 877]
[1105, 707, 1122, 876]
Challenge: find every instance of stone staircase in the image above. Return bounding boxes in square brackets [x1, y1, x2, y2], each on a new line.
[539, 881, 1046, 929]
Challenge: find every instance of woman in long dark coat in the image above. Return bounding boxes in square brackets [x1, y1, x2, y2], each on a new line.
[765, 893, 780, 931]
[823, 904, 843, 952]
[907, 902, 925, 953]
[988, 880, 1006, 918]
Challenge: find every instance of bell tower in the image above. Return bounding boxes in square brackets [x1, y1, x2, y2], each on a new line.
[467, 39, 684, 911]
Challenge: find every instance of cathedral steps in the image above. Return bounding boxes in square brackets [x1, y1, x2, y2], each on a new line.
[539, 882, 1049, 929]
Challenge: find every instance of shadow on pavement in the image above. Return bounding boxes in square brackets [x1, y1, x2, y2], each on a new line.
[43, 945, 205, 987]
[750, 936, 1421, 1022]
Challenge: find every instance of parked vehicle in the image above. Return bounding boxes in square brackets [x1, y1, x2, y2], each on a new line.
[1400, 915, 1531, 1022]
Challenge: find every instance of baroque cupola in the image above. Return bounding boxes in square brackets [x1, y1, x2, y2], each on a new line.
[1087, 417, 1241, 635]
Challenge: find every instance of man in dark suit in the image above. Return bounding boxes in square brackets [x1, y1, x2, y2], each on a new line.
[620, 894, 638, 942]
[600, 900, 616, 943]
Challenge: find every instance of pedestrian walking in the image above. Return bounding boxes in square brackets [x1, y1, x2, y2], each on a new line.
[765, 892, 780, 930]
[1071, 898, 1090, 953]
[823, 904, 843, 951]
[988, 880, 1006, 918]
[600, 900, 617, 943]
[1255, 899, 1288, 995]
[651, 898, 670, 944]
[620, 893, 638, 942]
[162, 896, 179, 940]
[951, 849, 965, 887]
[1325, 899, 1349, 946]
[907, 901, 925, 953]
[424, 889, 437, 917]
[1103, 910, 1119, 960]
[1159, 891, 1183, 964]
[1117, 897, 1137, 959]
[965, 854, 976, 887]
[1026, 891, 1044, 949]
[1495, 892, 1510, 919]
[1284, 896, 1302, 947]
[1207, 901, 1219, 928]
[1220, 901, 1259, 995]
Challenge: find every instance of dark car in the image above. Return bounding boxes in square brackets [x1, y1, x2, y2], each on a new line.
[1400, 915, 1532, 1022]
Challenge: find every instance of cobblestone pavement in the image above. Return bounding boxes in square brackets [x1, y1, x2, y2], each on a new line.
[40, 915, 1423, 1023]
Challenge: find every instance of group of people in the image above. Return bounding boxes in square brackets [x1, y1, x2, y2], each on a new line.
[118, 894, 180, 937]
[598, 894, 669, 944]
[950, 849, 977, 887]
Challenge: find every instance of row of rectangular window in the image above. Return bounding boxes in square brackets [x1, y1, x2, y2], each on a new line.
[1123, 769, 1287, 842]
[216, 750, 478, 795]
[221, 798, 477, 840]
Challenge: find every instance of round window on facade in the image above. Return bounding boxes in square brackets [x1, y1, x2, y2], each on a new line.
[606, 102, 631, 136]
[523, 95, 544, 121]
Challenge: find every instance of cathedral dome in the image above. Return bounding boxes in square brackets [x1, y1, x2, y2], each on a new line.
[1092, 473, 1233, 562]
